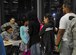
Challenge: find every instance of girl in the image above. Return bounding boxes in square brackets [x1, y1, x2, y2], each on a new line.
[20, 18, 30, 53]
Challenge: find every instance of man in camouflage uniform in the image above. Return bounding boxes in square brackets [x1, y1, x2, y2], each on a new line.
[1, 17, 19, 40]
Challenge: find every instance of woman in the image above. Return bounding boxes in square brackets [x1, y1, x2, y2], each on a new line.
[28, 16, 40, 55]
[39, 14, 55, 55]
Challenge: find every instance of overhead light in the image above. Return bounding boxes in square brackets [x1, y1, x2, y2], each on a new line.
[52, 13, 56, 17]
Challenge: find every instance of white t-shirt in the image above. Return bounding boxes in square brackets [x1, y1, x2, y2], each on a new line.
[59, 13, 76, 41]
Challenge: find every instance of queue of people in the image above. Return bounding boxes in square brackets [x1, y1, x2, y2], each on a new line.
[0, 2, 76, 55]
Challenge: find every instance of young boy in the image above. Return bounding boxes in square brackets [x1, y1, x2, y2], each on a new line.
[1, 26, 14, 55]
[1, 26, 13, 41]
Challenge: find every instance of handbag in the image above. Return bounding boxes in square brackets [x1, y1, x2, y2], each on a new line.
[22, 50, 30, 55]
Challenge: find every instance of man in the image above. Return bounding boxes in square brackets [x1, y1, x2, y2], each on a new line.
[1, 17, 19, 40]
[29, 17, 40, 55]
[0, 35, 6, 55]
[67, 18, 76, 55]
[55, 3, 76, 55]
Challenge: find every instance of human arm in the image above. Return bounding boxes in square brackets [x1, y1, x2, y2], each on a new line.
[55, 16, 66, 46]
[20, 26, 29, 44]
[55, 29, 65, 46]
[1, 23, 7, 31]
[13, 23, 19, 38]
[1, 32, 9, 41]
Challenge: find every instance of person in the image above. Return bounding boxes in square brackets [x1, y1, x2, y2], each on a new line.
[28, 16, 40, 55]
[39, 14, 55, 55]
[1, 26, 13, 55]
[1, 26, 13, 41]
[55, 3, 76, 55]
[1, 17, 19, 40]
[66, 17, 76, 55]
[20, 18, 30, 52]
[0, 35, 6, 55]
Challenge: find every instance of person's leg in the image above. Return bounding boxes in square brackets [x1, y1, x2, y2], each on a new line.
[36, 43, 40, 55]
[30, 44, 36, 55]
[45, 40, 53, 55]
[6, 45, 13, 55]
[72, 48, 76, 55]
[60, 41, 72, 55]
[31, 43, 40, 55]
[12, 46, 19, 55]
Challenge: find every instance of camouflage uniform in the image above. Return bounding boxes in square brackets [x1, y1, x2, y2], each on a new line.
[1, 22, 19, 40]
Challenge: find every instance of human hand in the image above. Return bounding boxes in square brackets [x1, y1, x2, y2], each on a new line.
[55, 46, 59, 52]
[4, 38, 9, 41]
[13, 37, 17, 40]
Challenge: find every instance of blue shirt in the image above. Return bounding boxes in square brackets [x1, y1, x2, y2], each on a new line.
[20, 26, 30, 44]
[0, 35, 6, 55]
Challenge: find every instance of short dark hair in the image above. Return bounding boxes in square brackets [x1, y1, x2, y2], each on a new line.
[22, 18, 29, 25]
[5, 26, 12, 31]
[63, 2, 72, 11]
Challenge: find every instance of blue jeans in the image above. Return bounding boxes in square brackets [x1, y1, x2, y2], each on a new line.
[30, 43, 40, 55]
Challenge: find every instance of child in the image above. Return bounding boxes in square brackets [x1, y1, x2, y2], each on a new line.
[1, 26, 13, 41]
[20, 18, 30, 53]
[1, 26, 14, 55]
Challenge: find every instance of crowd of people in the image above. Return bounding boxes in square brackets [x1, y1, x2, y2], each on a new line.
[0, 2, 76, 55]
